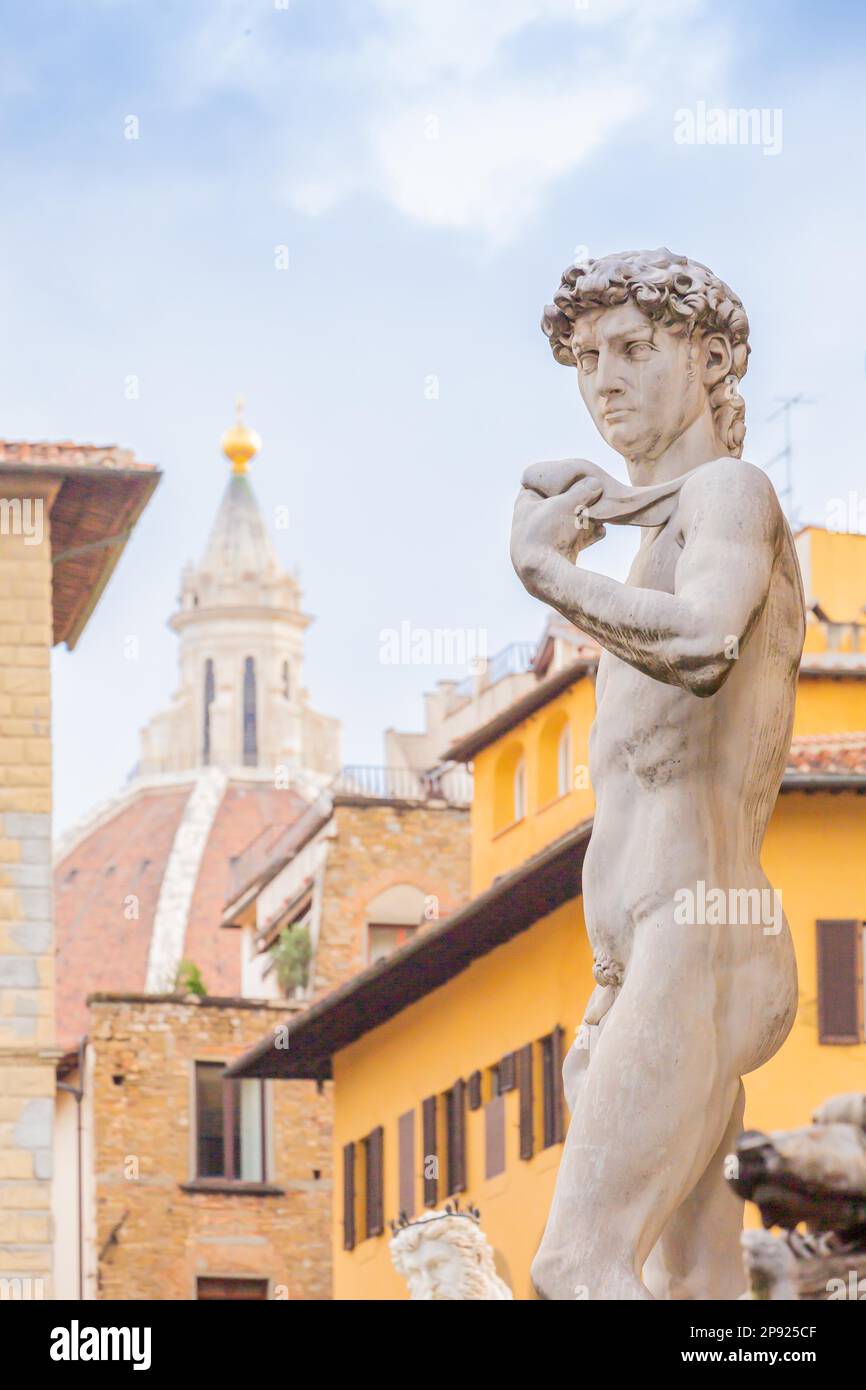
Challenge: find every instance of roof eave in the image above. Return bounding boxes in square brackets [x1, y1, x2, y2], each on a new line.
[226, 817, 593, 1082]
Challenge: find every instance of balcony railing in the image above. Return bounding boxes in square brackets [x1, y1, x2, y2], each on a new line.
[452, 640, 536, 699]
[333, 764, 472, 805]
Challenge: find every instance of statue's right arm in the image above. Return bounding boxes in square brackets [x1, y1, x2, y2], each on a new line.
[512, 459, 781, 696]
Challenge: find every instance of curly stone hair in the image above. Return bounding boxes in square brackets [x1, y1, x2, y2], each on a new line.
[542, 247, 751, 457]
[390, 1211, 512, 1300]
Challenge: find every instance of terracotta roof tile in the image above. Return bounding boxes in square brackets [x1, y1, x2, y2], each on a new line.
[786, 733, 866, 776]
[54, 780, 308, 1050]
[55, 788, 190, 1050]
[0, 440, 155, 472]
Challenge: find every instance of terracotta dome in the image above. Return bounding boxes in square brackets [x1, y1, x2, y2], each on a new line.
[54, 780, 308, 1050]
[54, 416, 341, 1050]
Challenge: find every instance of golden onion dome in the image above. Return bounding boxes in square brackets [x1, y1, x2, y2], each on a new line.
[221, 398, 262, 474]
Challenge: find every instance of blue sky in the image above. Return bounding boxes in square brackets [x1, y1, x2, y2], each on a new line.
[1, 0, 864, 832]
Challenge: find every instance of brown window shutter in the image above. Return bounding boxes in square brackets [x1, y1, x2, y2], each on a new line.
[551, 1025, 566, 1143]
[817, 920, 862, 1044]
[499, 1052, 516, 1093]
[541, 1027, 566, 1148]
[422, 1095, 438, 1207]
[518, 1043, 534, 1161]
[446, 1079, 467, 1195]
[365, 1126, 384, 1238]
[468, 1070, 482, 1110]
[342, 1142, 356, 1251]
[398, 1110, 415, 1219]
[485, 1093, 506, 1179]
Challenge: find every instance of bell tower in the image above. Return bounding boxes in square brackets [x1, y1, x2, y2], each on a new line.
[138, 404, 340, 781]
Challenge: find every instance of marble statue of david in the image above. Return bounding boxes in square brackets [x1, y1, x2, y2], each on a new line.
[510, 248, 805, 1300]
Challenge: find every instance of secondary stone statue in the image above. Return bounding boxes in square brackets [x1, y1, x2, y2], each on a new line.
[510, 247, 805, 1300]
[733, 1091, 866, 1300]
[389, 1207, 513, 1300]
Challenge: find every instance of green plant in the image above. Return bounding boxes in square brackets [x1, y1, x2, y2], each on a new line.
[272, 922, 312, 995]
[174, 959, 207, 998]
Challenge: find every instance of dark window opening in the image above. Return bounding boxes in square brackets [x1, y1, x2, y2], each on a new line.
[242, 657, 258, 767]
[368, 921, 418, 966]
[194, 1062, 266, 1182]
[197, 1277, 268, 1301]
[203, 658, 215, 764]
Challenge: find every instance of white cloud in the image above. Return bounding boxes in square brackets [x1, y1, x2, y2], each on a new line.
[371, 79, 644, 242]
[177, 0, 731, 244]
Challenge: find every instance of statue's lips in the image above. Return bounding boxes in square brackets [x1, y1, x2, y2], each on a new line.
[522, 457, 703, 528]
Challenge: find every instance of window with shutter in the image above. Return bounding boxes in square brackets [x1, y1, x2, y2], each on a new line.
[364, 1126, 384, 1238]
[540, 1027, 566, 1148]
[445, 1080, 467, 1196]
[485, 1093, 506, 1179]
[468, 1070, 482, 1111]
[518, 1043, 534, 1161]
[498, 1052, 516, 1093]
[398, 1110, 415, 1219]
[342, 1142, 356, 1251]
[817, 920, 862, 1044]
[422, 1095, 438, 1207]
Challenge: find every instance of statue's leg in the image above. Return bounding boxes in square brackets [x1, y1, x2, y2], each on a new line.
[643, 1082, 746, 1300]
[561, 983, 618, 1113]
[531, 905, 740, 1301]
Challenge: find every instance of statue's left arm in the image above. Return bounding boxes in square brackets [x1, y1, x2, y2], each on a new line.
[511, 459, 781, 697]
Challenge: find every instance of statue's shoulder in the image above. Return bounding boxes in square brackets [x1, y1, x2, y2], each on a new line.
[679, 456, 783, 530]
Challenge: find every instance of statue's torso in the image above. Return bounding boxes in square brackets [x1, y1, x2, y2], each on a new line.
[585, 496, 805, 931]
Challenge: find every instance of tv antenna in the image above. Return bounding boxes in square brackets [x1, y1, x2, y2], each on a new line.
[764, 394, 815, 525]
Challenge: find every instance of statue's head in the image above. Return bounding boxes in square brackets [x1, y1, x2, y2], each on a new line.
[389, 1210, 510, 1300]
[542, 248, 750, 463]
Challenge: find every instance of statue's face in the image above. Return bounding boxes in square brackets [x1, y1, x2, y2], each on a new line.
[570, 301, 709, 462]
[399, 1239, 468, 1300]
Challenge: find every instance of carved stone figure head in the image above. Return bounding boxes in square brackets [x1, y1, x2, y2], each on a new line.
[389, 1210, 512, 1300]
[541, 248, 750, 463]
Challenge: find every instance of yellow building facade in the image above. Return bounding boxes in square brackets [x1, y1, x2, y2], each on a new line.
[231, 525, 866, 1300]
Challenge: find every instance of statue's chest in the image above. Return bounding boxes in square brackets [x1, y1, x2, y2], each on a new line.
[625, 524, 682, 594]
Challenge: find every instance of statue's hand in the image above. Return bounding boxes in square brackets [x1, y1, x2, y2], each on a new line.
[521, 457, 606, 500]
[511, 475, 605, 592]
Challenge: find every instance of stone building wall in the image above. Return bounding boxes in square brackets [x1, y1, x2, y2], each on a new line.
[0, 487, 55, 1297]
[312, 800, 471, 994]
[89, 995, 331, 1300]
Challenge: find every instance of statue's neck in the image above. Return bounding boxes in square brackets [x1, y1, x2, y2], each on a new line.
[625, 411, 725, 487]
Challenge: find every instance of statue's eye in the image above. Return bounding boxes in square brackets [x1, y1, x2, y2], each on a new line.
[626, 341, 653, 358]
[577, 352, 598, 373]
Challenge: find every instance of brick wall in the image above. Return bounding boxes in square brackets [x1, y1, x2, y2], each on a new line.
[90, 996, 332, 1300]
[0, 487, 55, 1295]
[313, 800, 471, 993]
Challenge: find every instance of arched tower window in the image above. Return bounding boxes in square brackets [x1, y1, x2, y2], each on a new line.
[243, 657, 258, 767]
[282, 660, 291, 700]
[202, 659, 215, 765]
